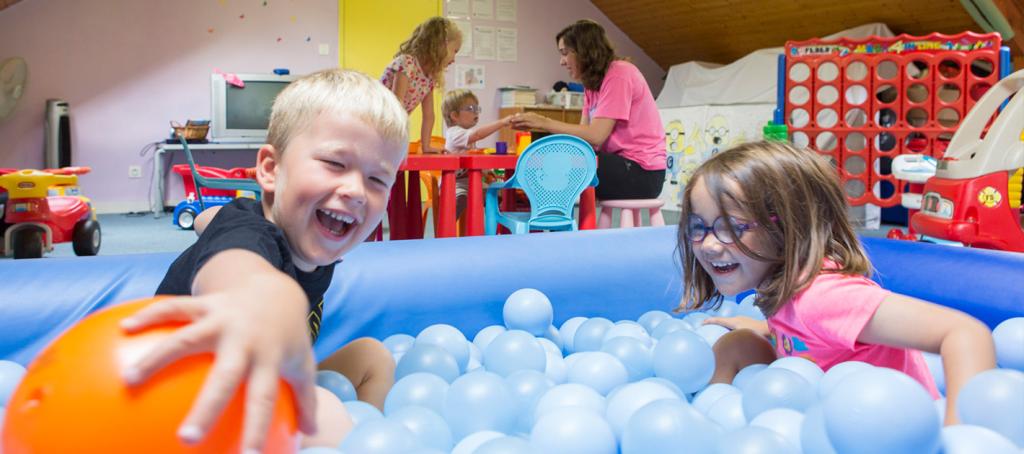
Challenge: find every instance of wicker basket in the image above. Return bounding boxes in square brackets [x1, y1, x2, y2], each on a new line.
[170, 120, 210, 141]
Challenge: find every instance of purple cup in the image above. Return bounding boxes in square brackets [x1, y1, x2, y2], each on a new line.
[496, 141, 508, 155]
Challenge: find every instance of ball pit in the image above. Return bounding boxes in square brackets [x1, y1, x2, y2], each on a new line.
[1, 227, 1022, 453]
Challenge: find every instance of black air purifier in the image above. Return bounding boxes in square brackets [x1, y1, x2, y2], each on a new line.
[44, 99, 71, 168]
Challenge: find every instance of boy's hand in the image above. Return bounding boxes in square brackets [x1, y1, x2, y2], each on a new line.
[510, 112, 549, 131]
[121, 257, 318, 452]
[421, 145, 443, 154]
[703, 316, 770, 337]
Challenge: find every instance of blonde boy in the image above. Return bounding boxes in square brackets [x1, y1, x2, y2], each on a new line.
[442, 89, 512, 216]
[123, 69, 408, 450]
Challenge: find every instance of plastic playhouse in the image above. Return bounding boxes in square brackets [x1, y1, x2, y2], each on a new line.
[910, 68, 1024, 252]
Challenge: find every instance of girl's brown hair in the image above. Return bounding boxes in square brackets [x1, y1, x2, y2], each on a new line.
[556, 19, 616, 91]
[396, 16, 462, 84]
[675, 141, 872, 316]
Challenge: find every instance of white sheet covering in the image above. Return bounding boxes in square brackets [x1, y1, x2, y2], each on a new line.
[656, 23, 895, 108]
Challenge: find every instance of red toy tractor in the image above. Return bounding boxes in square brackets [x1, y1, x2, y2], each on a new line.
[0, 167, 100, 259]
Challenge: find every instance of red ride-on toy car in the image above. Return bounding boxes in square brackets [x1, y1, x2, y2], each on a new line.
[0, 167, 100, 259]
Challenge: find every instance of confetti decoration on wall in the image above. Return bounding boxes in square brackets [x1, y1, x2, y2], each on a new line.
[290, 16, 296, 23]
[208, 27, 215, 34]
[239, 14, 245, 19]
[305, 36, 311, 42]
[262, 0, 267, 5]
[277, 37, 283, 42]
[217, 0, 227, 5]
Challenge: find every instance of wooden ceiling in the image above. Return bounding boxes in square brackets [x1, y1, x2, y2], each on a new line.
[592, 0, 991, 68]
[0, 0, 22, 12]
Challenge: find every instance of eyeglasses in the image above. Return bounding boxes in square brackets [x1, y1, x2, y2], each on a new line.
[460, 105, 482, 113]
[685, 214, 762, 244]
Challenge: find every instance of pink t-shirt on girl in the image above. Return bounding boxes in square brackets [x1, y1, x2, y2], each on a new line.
[583, 60, 666, 171]
[766, 263, 940, 398]
[381, 54, 435, 113]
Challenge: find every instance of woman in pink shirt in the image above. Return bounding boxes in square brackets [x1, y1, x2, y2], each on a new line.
[510, 19, 666, 201]
[679, 141, 995, 425]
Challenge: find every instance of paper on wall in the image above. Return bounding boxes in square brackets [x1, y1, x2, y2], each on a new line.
[472, 0, 493, 20]
[473, 25, 496, 60]
[496, 0, 516, 22]
[455, 64, 486, 89]
[497, 27, 517, 62]
[452, 19, 472, 57]
[446, 0, 470, 18]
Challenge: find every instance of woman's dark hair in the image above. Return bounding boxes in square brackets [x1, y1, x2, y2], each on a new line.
[556, 20, 617, 91]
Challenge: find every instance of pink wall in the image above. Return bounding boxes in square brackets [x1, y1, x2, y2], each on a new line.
[0, 0, 662, 213]
[443, 0, 666, 148]
[0, 0, 339, 212]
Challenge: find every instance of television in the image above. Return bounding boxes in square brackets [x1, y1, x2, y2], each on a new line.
[210, 73, 297, 143]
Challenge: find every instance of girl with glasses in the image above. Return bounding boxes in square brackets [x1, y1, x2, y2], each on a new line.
[678, 140, 995, 424]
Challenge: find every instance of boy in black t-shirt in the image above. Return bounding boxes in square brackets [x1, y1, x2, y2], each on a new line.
[121, 69, 408, 450]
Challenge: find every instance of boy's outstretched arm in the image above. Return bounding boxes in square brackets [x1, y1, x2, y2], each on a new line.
[858, 293, 996, 425]
[122, 249, 319, 452]
[468, 116, 513, 143]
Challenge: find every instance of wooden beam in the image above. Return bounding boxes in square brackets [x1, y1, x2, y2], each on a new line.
[991, 0, 1024, 63]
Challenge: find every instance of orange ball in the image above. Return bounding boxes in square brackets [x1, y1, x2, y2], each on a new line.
[1, 298, 298, 453]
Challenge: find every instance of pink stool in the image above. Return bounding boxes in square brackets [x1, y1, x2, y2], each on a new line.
[598, 199, 665, 228]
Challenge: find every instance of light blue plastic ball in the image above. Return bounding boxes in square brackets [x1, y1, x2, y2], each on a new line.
[388, 405, 454, 452]
[742, 367, 816, 419]
[705, 392, 746, 430]
[542, 325, 563, 351]
[395, 343, 461, 383]
[749, 408, 805, 451]
[573, 317, 614, 352]
[770, 356, 825, 387]
[541, 344, 568, 384]
[602, 321, 652, 347]
[416, 324, 470, 372]
[956, 369, 1024, 446]
[382, 333, 415, 355]
[601, 336, 654, 381]
[450, 430, 503, 454]
[731, 363, 768, 390]
[474, 435, 535, 454]
[940, 424, 1019, 454]
[717, 426, 799, 454]
[558, 317, 588, 354]
[637, 310, 673, 334]
[404, 449, 446, 454]
[317, 370, 357, 403]
[467, 343, 483, 372]
[682, 311, 711, 330]
[530, 406, 617, 454]
[483, 330, 546, 377]
[800, 404, 838, 454]
[652, 330, 715, 393]
[921, 352, 946, 395]
[992, 317, 1024, 371]
[823, 367, 941, 454]
[641, 377, 687, 399]
[473, 325, 508, 352]
[506, 370, 555, 434]
[712, 301, 737, 317]
[0, 360, 26, 406]
[442, 370, 518, 440]
[533, 383, 606, 423]
[817, 361, 872, 399]
[691, 382, 741, 415]
[343, 400, 384, 427]
[604, 380, 682, 439]
[650, 318, 689, 340]
[935, 397, 946, 422]
[567, 351, 629, 396]
[384, 372, 449, 416]
[503, 288, 554, 336]
[694, 323, 729, 347]
[621, 399, 720, 454]
[299, 447, 341, 454]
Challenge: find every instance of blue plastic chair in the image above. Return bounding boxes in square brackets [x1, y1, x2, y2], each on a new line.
[178, 136, 262, 210]
[484, 134, 598, 235]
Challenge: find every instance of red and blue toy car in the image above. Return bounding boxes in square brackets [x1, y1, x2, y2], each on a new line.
[0, 167, 100, 259]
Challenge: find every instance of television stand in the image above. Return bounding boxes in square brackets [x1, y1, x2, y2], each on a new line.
[150, 141, 264, 217]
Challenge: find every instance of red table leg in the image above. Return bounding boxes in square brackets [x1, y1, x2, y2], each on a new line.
[437, 170, 457, 238]
[465, 169, 485, 236]
[388, 173, 408, 240]
[579, 187, 596, 230]
[405, 170, 423, 239]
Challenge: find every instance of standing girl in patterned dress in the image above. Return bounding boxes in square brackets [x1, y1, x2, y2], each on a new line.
[382, 17, 463, 154]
